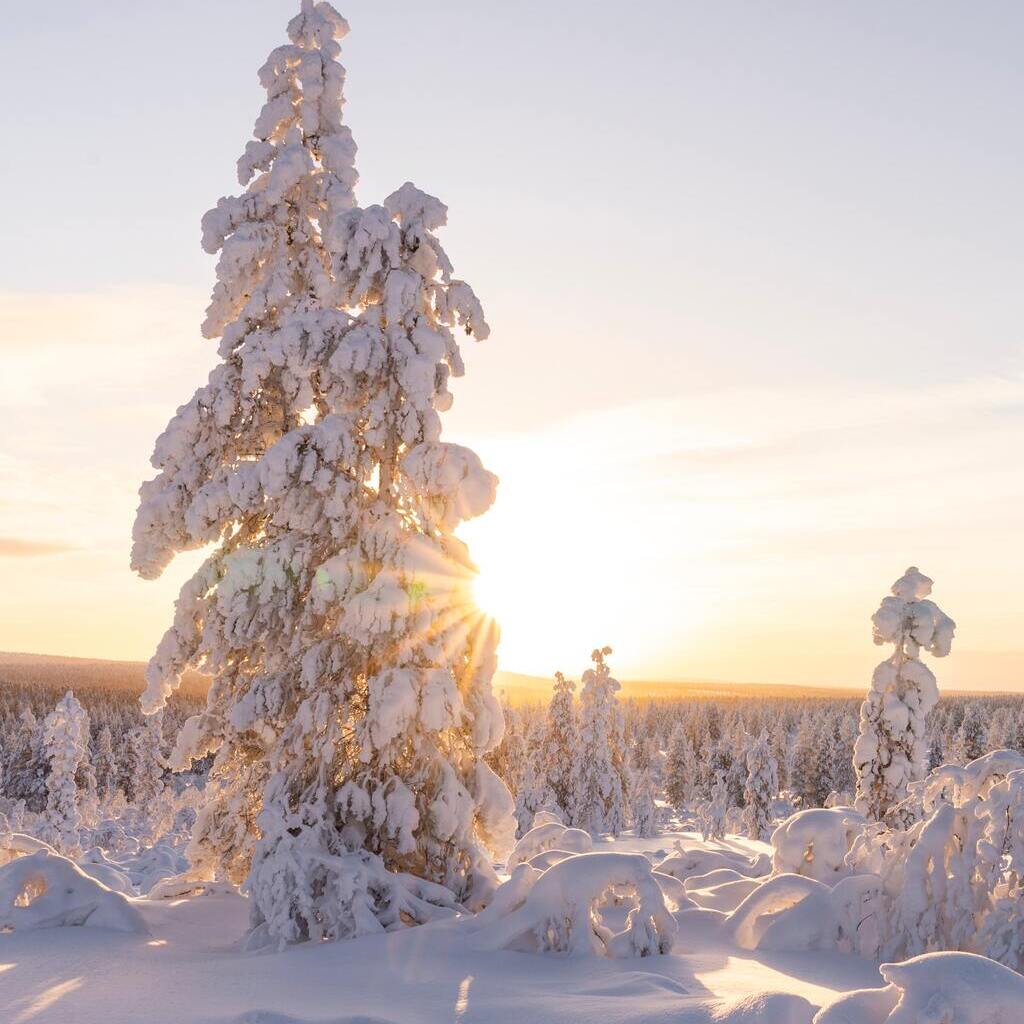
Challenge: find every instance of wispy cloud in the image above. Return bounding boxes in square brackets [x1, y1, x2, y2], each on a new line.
[0, 537, 77, 557]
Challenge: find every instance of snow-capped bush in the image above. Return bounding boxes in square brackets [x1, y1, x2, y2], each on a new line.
[0, 849, 147, 933]
[854, 568, 955, 822]
[770, 807, 867, 884]
[813, 951, 1024, 1024]
[473, 852, 677, 957]
[507, 821, 592, 869]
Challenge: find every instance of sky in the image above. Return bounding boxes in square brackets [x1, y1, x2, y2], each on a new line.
[1, 1, 1022, 690]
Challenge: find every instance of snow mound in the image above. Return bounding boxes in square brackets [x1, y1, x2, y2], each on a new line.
[771, 808, 867, 883]
[472, 852, 677, 957]
[507, 821, 593, 869]
[657, 841, 770, 883]
[710, 991, 815, 1023]
[0, 849, 148, 933]
[814, 951, 1024, 1023]
[723, 872, 881, 956]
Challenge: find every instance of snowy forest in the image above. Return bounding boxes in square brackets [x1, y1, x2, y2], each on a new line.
[2, 3, 1023, 1023]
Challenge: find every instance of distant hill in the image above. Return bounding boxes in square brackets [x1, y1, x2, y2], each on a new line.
[0, 651, 864, 703]
[0, 651, 209, 699]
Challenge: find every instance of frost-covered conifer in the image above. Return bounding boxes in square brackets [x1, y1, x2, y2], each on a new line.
[514, 731, 552, 838]
[94, 724, 119, 804]
[126, 712, 165, 807]
[3, 708, 47, 812]
[699, 771, 729, 841]
[539, 671, 579, 823]
[131, 1, 513, 944]
[577, 648, 628, 836]
[40, 692, 90, 854]
[854, 567, 955, 822]
[954, 705, 987, 765]
[790, 714, 820, 808]
[741, 731, 778, 841]
[630, 760, 659, 838]
[664, 724, 695, 809]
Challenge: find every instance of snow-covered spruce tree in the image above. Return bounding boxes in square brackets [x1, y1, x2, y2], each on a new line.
[40, 691, 91, 854]
[94, 724, 119, 804]
[126, 711, 165, 807]
[2, 708, 47, 812]
[699, 770, 729, 841]
[514, 728, 552, 838]
[539, 671, 579, 823]
[630, 759, 659, 838]
[131, 2, 513, 944]
[854, 567, 955, 822]
[576, 648, 628, 836]
[664, 723, 695, 809]
[741, 730, 778, 842]
[954, 704, 987, 765]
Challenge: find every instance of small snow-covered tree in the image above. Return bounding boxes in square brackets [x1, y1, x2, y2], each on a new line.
[790, 714, 820, 808]
[699, 771, 729, 841]
[40, 692, 90, 854]
[130, 1, 513, 944]
[664, 723, 695, 809]
[2, 708, 47, 812]
[954, 704, 987, 765]
[93, 724, 119, 804]
[742, 731, 778, 841]
[514, 731, 552, 838]
[630, 760, 659, 838]
[539, 671, 579, 823]
[126, 711, 165, 808]
[854, 567, 955, 822]
[576, 648, 628, 836]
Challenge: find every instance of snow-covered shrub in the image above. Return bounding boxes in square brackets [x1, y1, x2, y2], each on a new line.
[658, 840, 770, 884]
[724, 872, 882, 957]
[473, 852, 677, 958]
[813, 951, 1024, 1024]
[507, 821, 592, 869]
[576, 648, 628, 835]
[743, 731, 779, 841]
[771, 807, 867, 883]
[854, 568, 955, 822]
[130, 0, 514, 945]
[0, 849, 147, 933]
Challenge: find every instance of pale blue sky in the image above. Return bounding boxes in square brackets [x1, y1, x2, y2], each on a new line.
[1, 2, 1022, 686]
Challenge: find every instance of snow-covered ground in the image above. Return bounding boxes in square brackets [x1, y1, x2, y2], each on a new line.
[0, 828, 886, 1024]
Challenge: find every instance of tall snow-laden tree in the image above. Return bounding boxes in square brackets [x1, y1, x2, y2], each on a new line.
[700, 770, 729, 841]
[741, 731, 778, 841]
[40, 691, 90, 855]
[576, 647, 628, 836]
[3, 708, 47, 812]
[130, 1, 513, 945]
[854, 567, 955, 822]
[954, 704, 987, 765]
[664, 723, 695, 809]
[539, 671, 579, 823]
